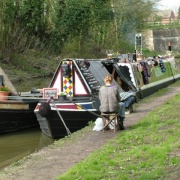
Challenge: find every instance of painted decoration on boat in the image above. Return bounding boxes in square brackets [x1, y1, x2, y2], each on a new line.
[50, 59, 102, 97]
[43, 88, 58, 98]
[62, 61, 73, 96]
[74, 70, 88, 95]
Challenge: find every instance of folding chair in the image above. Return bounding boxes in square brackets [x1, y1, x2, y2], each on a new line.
[101, 113, 119, 132]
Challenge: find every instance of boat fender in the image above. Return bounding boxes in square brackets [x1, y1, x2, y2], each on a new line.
[39, 102, 51, 117]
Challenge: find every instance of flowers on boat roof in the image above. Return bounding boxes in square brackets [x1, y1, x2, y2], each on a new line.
[58, 92, 67, 96]
[0, 86, 9, 92]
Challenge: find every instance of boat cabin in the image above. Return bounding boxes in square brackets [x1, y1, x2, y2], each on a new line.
[48, 58, 136, 100]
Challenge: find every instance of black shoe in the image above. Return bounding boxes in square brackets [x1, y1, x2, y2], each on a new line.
[119, 121, 124, 130]
[118, 117, 125, 130]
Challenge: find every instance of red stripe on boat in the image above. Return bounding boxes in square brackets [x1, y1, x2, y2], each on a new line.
[54, 104, 78, 109]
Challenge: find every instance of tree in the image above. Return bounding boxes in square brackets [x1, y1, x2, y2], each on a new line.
[100, 0, 156, 52]
[53, 0, 113, 51]
[177, 6, 180, 20]
[0, 0, 159, 58]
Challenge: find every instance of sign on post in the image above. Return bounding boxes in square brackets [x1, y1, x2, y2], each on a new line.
[43, 88, 58, 98]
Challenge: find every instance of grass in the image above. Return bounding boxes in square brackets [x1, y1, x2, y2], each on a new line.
[1, 50, 60, 92]
[56, 81, 180, 180]
[175, 54, 180, 58]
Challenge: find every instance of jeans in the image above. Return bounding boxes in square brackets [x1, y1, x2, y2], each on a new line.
[119, 102, 125, 118]
[124, 96, 135, 108]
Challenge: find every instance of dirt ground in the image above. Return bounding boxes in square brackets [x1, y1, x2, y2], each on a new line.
[0, 86, 180, 180]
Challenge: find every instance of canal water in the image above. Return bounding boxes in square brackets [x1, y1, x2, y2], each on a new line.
[0, 127, 54, 170]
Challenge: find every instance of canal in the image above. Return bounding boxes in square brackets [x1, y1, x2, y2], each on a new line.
[0, 127, 54, 170]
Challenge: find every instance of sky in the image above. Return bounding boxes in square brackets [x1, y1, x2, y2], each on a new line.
[157, 0, 180, 12]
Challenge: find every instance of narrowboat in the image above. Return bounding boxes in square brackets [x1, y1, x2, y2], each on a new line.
[34, 51, 180, 139]
[0, 67, 40, 133]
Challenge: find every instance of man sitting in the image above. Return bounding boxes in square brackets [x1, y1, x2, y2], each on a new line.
[116, 76, 137, 114]
[120, 89, 137, 114]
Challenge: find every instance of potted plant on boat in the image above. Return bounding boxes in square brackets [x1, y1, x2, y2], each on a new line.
[58, 92, 67, 101]
[0, 86, 10, 100]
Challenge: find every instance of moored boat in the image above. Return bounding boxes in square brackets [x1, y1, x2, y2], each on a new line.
[112, 53, 180, 98]
[0, 100, 39, 133]
[34, 51, 180, 139]
[0, 67, 40, 133]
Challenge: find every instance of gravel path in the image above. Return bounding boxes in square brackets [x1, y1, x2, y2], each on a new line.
[0, 86, 180, 180]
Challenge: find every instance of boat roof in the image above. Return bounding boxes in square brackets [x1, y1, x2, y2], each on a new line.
[49, 58, 137, 97]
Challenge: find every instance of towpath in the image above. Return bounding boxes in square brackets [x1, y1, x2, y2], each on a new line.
[0, 86, 180, 180]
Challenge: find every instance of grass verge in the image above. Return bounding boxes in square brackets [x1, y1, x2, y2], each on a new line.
[56, 84, 180, 180]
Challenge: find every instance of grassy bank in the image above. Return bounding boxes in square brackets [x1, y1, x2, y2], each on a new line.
[0, 50, 60, 92]
[57, 81, 180, 180]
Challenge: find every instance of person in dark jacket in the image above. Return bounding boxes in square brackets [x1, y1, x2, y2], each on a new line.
[116, 76, 136, 114]
[99, 74, 125, 130]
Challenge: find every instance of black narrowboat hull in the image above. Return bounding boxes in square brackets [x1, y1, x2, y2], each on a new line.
[35, 109, 99, 139]
[136, 76, 179, 99]
[0, 100, 39, 133]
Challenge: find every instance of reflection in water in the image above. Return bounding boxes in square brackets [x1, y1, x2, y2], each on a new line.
[0, 127, 54, 170]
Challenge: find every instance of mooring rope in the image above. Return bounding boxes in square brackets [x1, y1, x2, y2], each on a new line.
[51, 99, 71, 136]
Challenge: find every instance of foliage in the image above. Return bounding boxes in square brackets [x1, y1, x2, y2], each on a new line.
[177, 6, 180, 20]
[142, 48, 161, 57]
[0, 86, 9, 92]
[175, 54, 180, 58]
[112, 0, 155, 40]
[58, 92, 67, 96]
[0, 0, 158, 62]
[0, 49, 59, 91]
